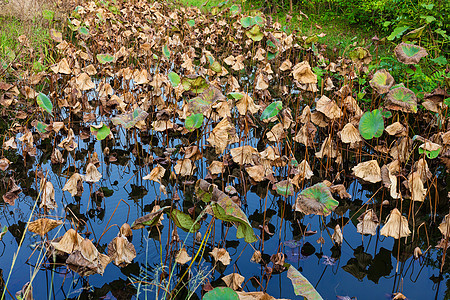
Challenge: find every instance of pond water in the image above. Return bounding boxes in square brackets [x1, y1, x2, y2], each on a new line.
[0, 125, 447, 300]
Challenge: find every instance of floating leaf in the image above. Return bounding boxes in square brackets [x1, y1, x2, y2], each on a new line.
[168, 71, 181, 87]
[90, 123, 111, 140]
[36, 92, 53, 116]
[96, 53, 114, 64]
[203, 287, 239, 300]
[385, 87, 417, 113]
[370, 69, 394, 94]
[359, 109, 384, 140]
[111, 107, 149, 129]
[260, 101, 282, 121]
[185, 113, 203, 131]
[287, 265, 323, 300]
[394, 42, 428, 64]
[196, 180, 257, 243]
[168, 209, 200, 233]
[294, 183, 338, 216]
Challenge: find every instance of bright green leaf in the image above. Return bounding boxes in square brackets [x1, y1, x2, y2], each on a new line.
[359, 109, 384, 140]
[203, 287, 239, 300]
[36, 92, 53, 116]
[90, 124, 111, 140]
[260, 101, 282, 121]
[168, 72, 181, 87]
[168, 209, 200, 233]
[163, 45, 171, 59]
[96, 53, 114, 64]
[388, 26, 409, 41]
[185, 113, 203, 131]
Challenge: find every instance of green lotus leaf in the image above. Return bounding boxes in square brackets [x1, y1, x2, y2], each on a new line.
[385, 87, 417, 113]
[187, 85, 224, 114]
[245, 25, 264, 41]
[369, 69, 394, 94]
[96, 53, 114, 64]
[359, 109, 384, 140]
[394, 42, 428, 64]
[111, 107, 149, 129]
[0, 225, 7, 241]
[181, 75, 209, 94]
[78, 26, 90, 36]
[210, 61, 222, 73]
[294, 182, 338, 216]
[131, 206, 169, 229]
[260, 101, 282, 121]
[163, 44, 171, 59]
[229, 4, 240, 15]
[227, 92, 244, 100]
[168, 71, 181, 87]
[240, 15, 264, 28]
[418, 142, 441, 159]
[195, 180, 257, 243]
[275, 180, 294, 197]
[36, 92, 53, 116]
[203, 287, 239, 300]
[240, 16, 253, 28]
[349, 47, 372, 65]
[287, 265, 323, 300]
[185, 113, 203, 131]
[90, 123, 111, 140]
[402, 25, 426, 41]
[36, 122, 47, 133]
[168, 209, 201, 233]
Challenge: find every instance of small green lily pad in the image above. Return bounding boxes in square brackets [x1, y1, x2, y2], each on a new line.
[260, 101, 282, 121]
[36, 92, 53, 116]
[185, 113, 203, 131]
[359, 109, 384, 140]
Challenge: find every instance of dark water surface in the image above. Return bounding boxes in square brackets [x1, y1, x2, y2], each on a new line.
[0, 130, 447, 300]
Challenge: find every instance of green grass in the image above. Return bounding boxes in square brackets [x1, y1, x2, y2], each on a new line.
[0, 15, 52, 76]
[176, 0, 377, 56]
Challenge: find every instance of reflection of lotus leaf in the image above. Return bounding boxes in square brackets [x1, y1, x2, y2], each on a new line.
[294, 183, 338, 216]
